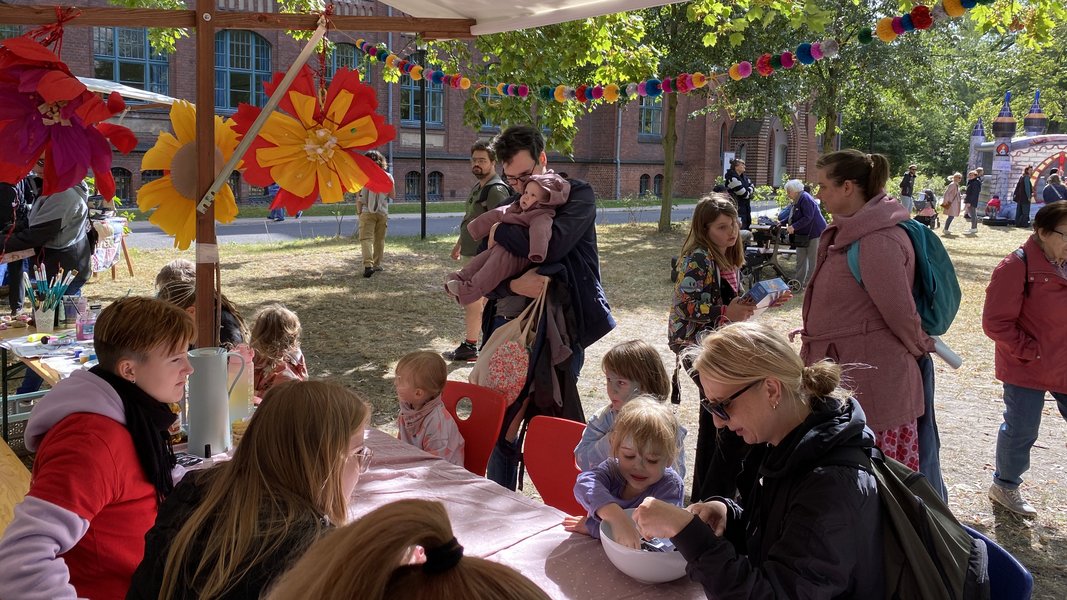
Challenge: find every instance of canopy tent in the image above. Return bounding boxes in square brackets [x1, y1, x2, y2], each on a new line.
[0, 0, 684, 347]
[78, 76, 176, 107]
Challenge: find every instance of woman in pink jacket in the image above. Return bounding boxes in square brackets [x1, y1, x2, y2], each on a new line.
[800, 150, 935, 471]
[983, 202, 1067, 516]
[941, 172, 962, 234]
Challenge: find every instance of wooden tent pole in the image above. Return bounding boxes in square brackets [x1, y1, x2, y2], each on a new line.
[194, 0, 218, 348]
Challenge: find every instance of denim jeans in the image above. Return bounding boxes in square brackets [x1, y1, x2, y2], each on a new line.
[993, 383, 1067, 489]
[916, 354, 947, 501]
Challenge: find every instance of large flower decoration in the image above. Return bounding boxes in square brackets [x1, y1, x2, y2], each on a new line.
[233, 65, 395, 213]
[137, 100, 241, 250]
[0, 36, 136, 199]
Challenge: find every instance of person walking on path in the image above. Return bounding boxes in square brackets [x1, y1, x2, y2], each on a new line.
[356, 151, 394, 278]
[724, 159, 754, 230]
[780, 179, 827, 288]
[899, 164, 917, 214]
[444, 141, 512, 362]
[983, 202, 1067, 516]
[964, 170, 982, 234]
[941, 172, 962, 235]
[1014, 166, 1036, 228]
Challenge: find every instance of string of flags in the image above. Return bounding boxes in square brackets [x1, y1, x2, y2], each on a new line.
[350, 0, 995, 104]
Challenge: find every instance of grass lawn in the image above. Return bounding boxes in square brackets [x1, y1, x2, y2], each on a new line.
[88, 221, 1065, 598]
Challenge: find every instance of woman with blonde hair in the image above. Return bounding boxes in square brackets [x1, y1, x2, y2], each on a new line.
[127, 380, 372, 600]
[251, 304, 308, 397]
[633, 321, 884, 598]
[267, 499, 550, 600]
[941, 172, 962, 234]
[668, 194, 759, 503]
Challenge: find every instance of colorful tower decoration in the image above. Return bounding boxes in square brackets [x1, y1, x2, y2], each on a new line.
[967, 117, 985, 173]
[990, 92, 1017, 202]
[1023, 90, 1048, 137]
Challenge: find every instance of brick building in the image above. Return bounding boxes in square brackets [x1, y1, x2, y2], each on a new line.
[1, 0, 819, 204]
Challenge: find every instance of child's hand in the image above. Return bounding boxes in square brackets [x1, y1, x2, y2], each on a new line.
[611, 517, 643, 550]
[688, 501, 728, 537]
[724, 297, 756, 322]
[562, 515, 589, 536]
[450, 242, 462, 261]
[770, 290, 794, 307]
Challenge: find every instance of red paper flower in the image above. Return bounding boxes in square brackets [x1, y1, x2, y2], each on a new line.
[756, 54, 774, 77]
[0, 37, 135, 199]
[232, 65, 395, 213]
[911, 6, 934, 29]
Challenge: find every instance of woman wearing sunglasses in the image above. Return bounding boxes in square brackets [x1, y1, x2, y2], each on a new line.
[633, 322, 884, 598]
[128, 380, 371, 600]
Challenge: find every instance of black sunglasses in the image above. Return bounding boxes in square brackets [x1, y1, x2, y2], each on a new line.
[700, 379, 761, 421]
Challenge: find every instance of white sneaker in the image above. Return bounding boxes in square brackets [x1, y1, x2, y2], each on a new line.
[965, 228, 978, 235]
[989, 483, 1038, 516]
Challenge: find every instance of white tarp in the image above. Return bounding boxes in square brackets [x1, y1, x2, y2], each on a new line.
[77, 77, 176, 105]
[379, 0, 681, 36]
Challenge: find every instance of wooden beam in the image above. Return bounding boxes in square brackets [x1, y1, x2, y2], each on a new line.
[194, 0, 219, 349]
[0, 5, 474, 37]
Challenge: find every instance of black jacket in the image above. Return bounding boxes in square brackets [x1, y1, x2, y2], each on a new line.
[127, 469, 330, 600]
[725, 169, 754, 205]
[964, 178, 982, 206]
[672, 398, 884, 599]
[900, 172, 915, 197]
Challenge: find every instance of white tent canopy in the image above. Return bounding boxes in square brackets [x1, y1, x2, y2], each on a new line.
[78, 77, 176, 106]
[379, 0, 679, 36]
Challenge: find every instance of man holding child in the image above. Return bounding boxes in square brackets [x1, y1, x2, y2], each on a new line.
[481, 125, 615, 490]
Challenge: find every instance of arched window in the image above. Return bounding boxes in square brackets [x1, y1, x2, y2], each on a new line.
[428, 171, 443, 202]
[405, 171, 421, 201]
[653, 174, 664, 197]
[737, 143, 747, 162]
[111, 167, 132, 202]
[215, 30, 271, 111]
[400, 74, 444, 125]
[327, 42, 359, 80]
[93, 27, 169, 95]
[638, 174, 650, 196]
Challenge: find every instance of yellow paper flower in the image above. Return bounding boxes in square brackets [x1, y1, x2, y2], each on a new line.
[137, 100, 241, 250]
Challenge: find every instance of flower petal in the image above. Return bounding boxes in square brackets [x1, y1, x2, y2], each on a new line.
[142, 132, 182, 171]
[171, 100, 196, 145]
[315, 161, 344, 203]
[273, 159, 317, 197]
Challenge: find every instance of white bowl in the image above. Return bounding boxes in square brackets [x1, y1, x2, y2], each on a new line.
[599, 509, 688, 584]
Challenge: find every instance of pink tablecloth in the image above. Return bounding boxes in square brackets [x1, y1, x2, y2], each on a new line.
[353, 429, 706, 599]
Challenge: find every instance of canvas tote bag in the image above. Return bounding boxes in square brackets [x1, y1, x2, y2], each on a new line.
[469, 286, 547, 405]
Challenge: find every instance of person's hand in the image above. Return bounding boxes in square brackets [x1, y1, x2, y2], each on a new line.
[562, 515, 590, 536]
[724, 297, 756, 322]
[450, 242, 462, 261]
[607, 514, 644, 549]
[633, 498, 693, 540]
[488, 222, 500, 249]
[687, 501, 728, 537]
[786, 225, 795, 235]
[509, 269, 548, 298]
[788, 327, 803, 343]
[770, 290, 794, 307]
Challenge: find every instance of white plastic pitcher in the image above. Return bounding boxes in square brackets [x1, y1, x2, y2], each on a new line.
[187, 347, 246, 458]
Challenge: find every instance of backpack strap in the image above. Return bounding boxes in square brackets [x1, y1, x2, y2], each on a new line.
[1013, 247, 1029, 297]
[846, 240, 863, 287]
[477, 182, 511, 208]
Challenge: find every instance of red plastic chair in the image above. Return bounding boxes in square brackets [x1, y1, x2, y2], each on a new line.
[441, 381, 507, 477]
[524, 416, 586, 516]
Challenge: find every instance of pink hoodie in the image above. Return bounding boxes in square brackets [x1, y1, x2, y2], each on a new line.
[800, 194, 935, 431]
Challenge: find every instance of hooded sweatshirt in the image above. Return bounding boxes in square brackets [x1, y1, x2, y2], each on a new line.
[0, 369, 166, 600]
[3, 182, 90, 292]
[397, 395, 465, 467]
[672, 398, 884, 599]
[800, 194, 934, 431]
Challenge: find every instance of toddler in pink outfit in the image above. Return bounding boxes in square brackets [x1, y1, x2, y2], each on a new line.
[395, 351, 465, 467]
[445, 173, 570, 305]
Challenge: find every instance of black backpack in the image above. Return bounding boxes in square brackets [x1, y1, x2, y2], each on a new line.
[820, 446, 990, 600]
[477, 181, 512, 208]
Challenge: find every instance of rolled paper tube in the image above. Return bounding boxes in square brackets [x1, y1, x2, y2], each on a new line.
[810, 42, 824, 60]
[410, 65, 423, 80]
[796, 44, 814, 64]
[539, 85, 553, 100]
[590, 85, 603, 99]
[820, 39, 840, 57]
[891, 16, 906, 34]
[911, 6, 933, 29]
[692, 72, 707, 87]
[858, 28, 874, 44]
[943, 0, 966, 17]
[603, 84, 619, 102]
[638, 81, 647, 96]
[876, 18, 898, 42]
[738, 61, 753, 77]
[661, 78, 673, 93]
[554, 85, 566, 102]
[901, 14, 915, 31]
[626, 83, 638, 97]
[518, 84, 529, 97]
[960, 0, 977, 8]
[780, 52, 795, 69]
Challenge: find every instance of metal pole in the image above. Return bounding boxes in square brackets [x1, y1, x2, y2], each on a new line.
[418, 47, 427, 239]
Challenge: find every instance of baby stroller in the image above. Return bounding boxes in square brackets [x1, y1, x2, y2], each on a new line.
[914, 190, 940, 229]
[742, 220, 801, 292]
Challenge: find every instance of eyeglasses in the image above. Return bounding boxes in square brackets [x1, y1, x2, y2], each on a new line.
[349, 446, 373, 473]
[503, 168, 535, 187]
[700, 380, 761, 421]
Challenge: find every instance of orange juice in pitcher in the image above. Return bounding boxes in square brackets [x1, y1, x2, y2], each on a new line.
[228, 344, 255, 428]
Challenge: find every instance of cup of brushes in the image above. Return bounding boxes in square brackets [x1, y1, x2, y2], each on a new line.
[24, 266, 79, 332]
